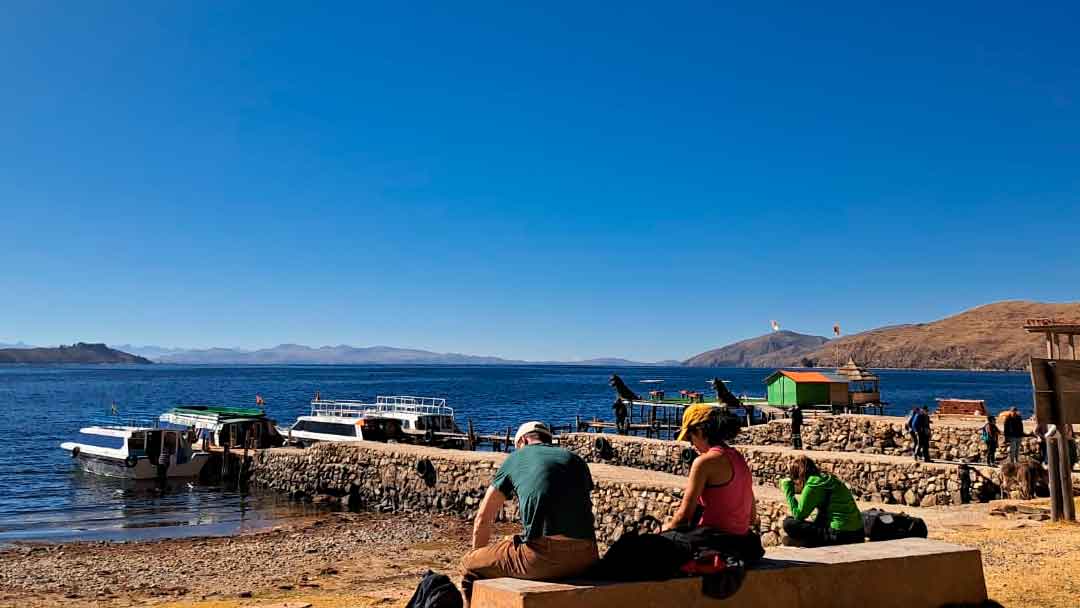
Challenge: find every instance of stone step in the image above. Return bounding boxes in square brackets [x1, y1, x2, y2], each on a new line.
[471, 538, 988, 608]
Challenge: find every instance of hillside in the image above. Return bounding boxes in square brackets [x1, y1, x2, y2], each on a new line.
[0, 343, 152, 364]
[683, 330, 830, 367]
[796, 300, 1080, 370]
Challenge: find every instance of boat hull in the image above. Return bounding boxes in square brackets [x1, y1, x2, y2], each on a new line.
[66, 449, 211, 480]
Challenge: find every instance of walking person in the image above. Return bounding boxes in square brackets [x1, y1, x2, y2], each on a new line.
[981, 415, 1000, 467]
[790, 404, 804, 450]
[1003, 406, 1025, 464]
[460, 422, 598, 607]
[915, 407, 933, 462]
[906, 407, 921, 461]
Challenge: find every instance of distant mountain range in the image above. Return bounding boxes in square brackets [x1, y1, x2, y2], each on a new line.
[10, 300, 1074, 369]
[0, 343, 152, 364]
[112, 343, 676, 366]
[685, 300, 1080, 371]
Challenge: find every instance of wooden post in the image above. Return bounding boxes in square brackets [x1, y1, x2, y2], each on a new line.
[1047, 332, 1056, 358]
[1070, 334, 1077, 360]
[1047, 433, 1063, 522]
[1058, 432, 1075, 521]
[467, 419, 476, 451]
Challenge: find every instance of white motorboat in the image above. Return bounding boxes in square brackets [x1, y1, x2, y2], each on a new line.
[288, 395, 463, 447]
[60, 425, 210, 480]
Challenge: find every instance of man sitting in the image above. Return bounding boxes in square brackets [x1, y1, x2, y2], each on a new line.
[460, 421, 598, 605]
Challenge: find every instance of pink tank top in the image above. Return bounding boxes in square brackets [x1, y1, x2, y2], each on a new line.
[696, 446, 754, 535]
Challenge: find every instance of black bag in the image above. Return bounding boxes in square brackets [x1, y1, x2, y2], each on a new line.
[406, 570, 463, 608]
[861, 509, 928, 542]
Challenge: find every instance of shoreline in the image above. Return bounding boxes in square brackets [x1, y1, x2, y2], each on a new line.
[1, 499, 1077, 608]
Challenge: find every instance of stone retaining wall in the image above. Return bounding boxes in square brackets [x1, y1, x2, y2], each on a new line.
[248, 442, 791, 548]
[736, 415, 1041, 462]
[561, 433, 1004, 507]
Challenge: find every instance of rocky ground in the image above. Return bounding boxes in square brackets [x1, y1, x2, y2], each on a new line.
[0, 512, 509, 608]
[0, 504, 1077, 608]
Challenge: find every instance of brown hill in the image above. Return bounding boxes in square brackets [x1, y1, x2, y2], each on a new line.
[683, 331, 829, 368]
[797, 300, 1080, 371]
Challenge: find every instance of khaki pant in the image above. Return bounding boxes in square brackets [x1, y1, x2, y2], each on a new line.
[460, 535, 598, 600]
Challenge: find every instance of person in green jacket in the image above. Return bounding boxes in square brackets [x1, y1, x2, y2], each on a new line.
[779, 456, 864, 547]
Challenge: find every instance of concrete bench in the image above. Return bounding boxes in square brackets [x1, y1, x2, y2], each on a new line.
[472, 538, 987, 608]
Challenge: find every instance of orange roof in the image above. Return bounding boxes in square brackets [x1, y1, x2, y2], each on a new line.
[782, 371, 834, 382]
[766, 370, 849, 384]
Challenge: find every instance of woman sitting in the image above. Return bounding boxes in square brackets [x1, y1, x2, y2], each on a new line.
[662, 405, 762, 562]
[780, 456, 864, 547]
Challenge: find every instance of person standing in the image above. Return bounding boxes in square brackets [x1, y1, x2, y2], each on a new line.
[460, 422, 598, 606]
[790, 404, 804, 450]
[981, 415, 1000, 467]
[613, 399, 629, 435]
[1003, 406, 1025, 464]
[915, 407, 933, 462]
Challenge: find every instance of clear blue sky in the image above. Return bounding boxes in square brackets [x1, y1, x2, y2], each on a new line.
[2, 2, 1078, 361]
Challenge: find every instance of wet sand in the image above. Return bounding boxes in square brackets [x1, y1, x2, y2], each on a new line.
[0, 504, 1077, 608]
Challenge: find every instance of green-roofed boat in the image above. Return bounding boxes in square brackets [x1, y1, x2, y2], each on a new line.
[159, 405, 285, 449]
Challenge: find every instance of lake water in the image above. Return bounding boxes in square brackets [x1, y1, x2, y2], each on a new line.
[0, 364, 1033, 544]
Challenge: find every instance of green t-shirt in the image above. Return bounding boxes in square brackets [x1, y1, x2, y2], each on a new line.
[492, 443, 596, 541]
[781, 474, 863, 532]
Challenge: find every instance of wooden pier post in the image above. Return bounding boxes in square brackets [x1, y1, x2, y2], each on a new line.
[1047, 434, 1064, 522]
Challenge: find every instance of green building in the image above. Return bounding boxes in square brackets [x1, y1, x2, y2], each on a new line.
[765, 370, 851, 407]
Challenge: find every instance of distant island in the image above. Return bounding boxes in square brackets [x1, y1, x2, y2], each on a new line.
[684, 300, 1080, 371]
[0, 343, 152, 364]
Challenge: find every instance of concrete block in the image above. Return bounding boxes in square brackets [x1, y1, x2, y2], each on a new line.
[472, 538, 987, 608]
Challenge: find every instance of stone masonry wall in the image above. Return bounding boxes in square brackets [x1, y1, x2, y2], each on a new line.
[561, 433, 1004, 507]
[735, 415, 1041, 463]
[248, 442, 791, 549]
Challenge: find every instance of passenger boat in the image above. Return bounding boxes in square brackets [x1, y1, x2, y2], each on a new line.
[287, 395, 463, 447]
[60, 424, 211, 480]
[159, 405, 285, 449]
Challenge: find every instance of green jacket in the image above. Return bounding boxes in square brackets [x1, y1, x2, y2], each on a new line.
[781, 474, 863, 532]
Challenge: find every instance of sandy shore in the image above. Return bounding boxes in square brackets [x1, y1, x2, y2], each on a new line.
[0, 504, 1077, 608]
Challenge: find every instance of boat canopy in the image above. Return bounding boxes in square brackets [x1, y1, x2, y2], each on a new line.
[159, 405, 269, 430]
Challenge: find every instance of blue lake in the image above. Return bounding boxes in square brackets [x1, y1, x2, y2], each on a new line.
[0, 364, 1033, 543]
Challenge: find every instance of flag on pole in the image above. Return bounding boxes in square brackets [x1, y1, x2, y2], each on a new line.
[770, 320, 780, 332]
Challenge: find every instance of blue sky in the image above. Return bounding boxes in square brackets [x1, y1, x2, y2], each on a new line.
[2, 2, 1078, 361]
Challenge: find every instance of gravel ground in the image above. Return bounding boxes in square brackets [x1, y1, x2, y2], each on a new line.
[0, 511, 501, 608]
[2, 502, 1077, 608]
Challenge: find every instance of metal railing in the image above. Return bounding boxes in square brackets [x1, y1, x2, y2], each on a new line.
[310, 395, 454, 418]
[86, 415, 163, 430]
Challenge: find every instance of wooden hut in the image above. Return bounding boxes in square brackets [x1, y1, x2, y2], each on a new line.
[835, 358, 881, 406]
[765, 370, 850, 407]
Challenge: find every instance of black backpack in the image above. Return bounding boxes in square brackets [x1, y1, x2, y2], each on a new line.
[861, 509, 928, 542]
[406, 570, 463, 608]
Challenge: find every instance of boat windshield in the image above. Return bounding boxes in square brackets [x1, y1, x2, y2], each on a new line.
[75, 431, 126, 450]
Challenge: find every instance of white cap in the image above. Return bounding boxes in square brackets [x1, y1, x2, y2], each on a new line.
[514, 421, 552, 444]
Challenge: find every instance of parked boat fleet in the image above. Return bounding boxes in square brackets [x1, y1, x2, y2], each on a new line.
[60, 395, 464, 480]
